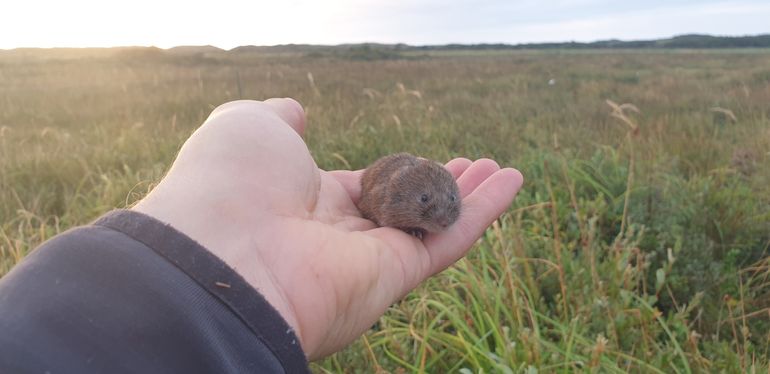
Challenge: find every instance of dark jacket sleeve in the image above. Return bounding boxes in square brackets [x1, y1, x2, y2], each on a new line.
[0, 210, 310, 374]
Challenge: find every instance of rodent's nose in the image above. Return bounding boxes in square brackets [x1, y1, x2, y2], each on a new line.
[437, 217, 451, 228]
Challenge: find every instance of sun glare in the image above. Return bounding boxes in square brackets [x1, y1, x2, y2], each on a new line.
[1, 0, 769, 49]
[1, 0, 366, 49]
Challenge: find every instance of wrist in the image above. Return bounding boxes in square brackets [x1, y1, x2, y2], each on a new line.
[131, 198, 308, 357]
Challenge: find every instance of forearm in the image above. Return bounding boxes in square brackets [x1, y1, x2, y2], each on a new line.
[0, 210, 308, 374]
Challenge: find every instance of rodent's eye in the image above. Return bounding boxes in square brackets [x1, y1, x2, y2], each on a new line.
[420, 194, 429, 203]
[449, 194, 457, 202]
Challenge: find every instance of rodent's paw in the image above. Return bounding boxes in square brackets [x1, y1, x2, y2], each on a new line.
[405, 228, 426, 240]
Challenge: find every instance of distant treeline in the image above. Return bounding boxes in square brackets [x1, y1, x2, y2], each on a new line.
[224, 34, 770, 56]
[215, 34, 769, 61]
[418, 34, 770, 50]
[225, 34, 770, 61]
[3, 34, 769, 63]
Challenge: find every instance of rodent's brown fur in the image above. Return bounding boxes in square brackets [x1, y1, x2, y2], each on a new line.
[357, 153, 461, 237]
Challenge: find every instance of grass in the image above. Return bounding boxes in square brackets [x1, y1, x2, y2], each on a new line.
[1, 47, 769, 372]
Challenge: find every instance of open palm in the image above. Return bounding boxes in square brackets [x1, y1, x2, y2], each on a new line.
[134, 99, 524, 360]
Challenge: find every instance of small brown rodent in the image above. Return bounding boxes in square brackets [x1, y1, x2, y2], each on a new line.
[357, 153, 461, 238]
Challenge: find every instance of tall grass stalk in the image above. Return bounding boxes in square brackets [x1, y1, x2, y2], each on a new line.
[0, 48, 768, 372]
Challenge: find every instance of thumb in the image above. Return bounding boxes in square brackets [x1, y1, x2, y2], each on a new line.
[264, 98, 306, 137]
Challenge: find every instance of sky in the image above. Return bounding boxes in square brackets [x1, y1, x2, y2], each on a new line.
[2, 0, 769, 49]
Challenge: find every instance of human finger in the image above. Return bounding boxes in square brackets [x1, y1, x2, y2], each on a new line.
[263, 98, 306, 137]
[203, 99, 305, 137]
[327, 169, 364, 204]
[456, 158, 500, 198]
[445, 158, 472, 179]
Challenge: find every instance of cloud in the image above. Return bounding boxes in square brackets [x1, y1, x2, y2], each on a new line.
[0, 0, 768, 48]
[338, 0, 770, 44]
[494, 1, 770, 43]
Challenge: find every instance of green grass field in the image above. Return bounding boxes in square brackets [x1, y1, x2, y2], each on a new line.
[1, 47, 769, 372]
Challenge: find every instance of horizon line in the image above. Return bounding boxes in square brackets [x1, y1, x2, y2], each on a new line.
[2, 32, 769, 52]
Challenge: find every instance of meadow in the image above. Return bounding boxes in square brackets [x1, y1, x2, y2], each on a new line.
[1, 47, 769, 372]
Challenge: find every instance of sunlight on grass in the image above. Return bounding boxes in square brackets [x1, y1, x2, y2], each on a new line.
[1, 47, 768, 372]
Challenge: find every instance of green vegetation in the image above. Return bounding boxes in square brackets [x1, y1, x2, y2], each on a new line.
[1, 48, 769, 372]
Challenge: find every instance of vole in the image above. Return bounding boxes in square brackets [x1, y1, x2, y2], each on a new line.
[357, 153, 461, 239]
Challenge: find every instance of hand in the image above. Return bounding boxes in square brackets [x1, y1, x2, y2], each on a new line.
[133, 99, 524, 360]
